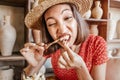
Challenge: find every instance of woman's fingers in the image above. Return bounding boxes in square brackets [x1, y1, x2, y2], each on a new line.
[24, 43, 36, 48]
[61, 51, 72, 66]
[20, 48, 38, 67]
[58, 52, 74, 69]
[59, 55, 68, 68]
[20, 42, 46, 67]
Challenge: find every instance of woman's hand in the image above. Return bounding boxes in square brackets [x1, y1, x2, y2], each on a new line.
[58, 42, 85, 70]
[20, 43, 45, 67]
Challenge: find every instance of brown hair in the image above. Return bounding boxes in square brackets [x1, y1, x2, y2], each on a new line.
[40, 3, 89, 55]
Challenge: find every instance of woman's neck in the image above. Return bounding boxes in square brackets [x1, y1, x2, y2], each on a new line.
[60, 44, 81, 54]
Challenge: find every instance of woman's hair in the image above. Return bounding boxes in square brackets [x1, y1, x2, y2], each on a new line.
[40, 3, 89, 55]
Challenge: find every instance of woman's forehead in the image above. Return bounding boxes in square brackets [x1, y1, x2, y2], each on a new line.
[44, 4, 72, 18]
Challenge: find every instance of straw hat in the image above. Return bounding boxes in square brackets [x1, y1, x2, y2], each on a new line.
[25, 0, 93, 30]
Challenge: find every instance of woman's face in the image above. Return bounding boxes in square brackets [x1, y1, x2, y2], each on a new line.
[44, 4, 77, 47]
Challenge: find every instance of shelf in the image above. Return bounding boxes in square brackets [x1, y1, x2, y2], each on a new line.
[0, 55, 25, 61]
[0, 0, 27, 7]
[85, 18, 108, 25]
[108, 56, 120, 59]
[110, 0, 120, 8]
[107, 39, 120, 43]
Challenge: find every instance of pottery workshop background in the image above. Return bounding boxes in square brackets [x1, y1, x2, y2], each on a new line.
[109, 8, 120, 40]
[0, 5, 25, 52]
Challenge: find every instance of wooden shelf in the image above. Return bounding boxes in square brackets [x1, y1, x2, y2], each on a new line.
[86, 18, 108, 25]
[110, 0, 120, 8]
[0, 55, 25, 61]
[0, 0, 27, 7]
[107, 39, 120, 43]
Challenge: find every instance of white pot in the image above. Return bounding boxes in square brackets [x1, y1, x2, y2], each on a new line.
[0, 66, 14, 80]
[92, 1, 103, 19]
[0, 15, 16, 56]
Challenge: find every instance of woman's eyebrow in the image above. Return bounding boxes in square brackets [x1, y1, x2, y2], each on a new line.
[61, 9, 71, 14]
[46, 17, 54, 22]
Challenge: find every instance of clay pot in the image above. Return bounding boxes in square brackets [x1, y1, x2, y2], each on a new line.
[32, 30, 41, 44]
[0, 15, 16, 56]
[92, 1, 103, 19]
[116, 19, 120, 39]
[0, 66, 14, 80]
[108, 19, 116, 40]
[89, 24, 99, 36]
[83, 10, 91, 19]
[115, 20, 120, 56]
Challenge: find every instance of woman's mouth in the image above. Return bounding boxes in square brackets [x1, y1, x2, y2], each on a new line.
[59, 34, 70, 42]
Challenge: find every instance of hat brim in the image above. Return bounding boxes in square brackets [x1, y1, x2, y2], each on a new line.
[25, 0, 93, 30]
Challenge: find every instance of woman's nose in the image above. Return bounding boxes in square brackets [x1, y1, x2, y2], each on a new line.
[57, 23, 66, 34]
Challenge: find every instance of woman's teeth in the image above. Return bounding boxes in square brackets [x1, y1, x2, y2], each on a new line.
[60, 35, 69, 41]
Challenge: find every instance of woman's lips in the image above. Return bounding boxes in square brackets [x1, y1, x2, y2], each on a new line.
[59, 34, 70, 42]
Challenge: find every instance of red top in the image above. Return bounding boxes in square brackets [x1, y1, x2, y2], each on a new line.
[48, 35, 108, 80]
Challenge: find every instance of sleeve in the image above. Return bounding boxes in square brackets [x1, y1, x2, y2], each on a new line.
[92, 36, 109, 65]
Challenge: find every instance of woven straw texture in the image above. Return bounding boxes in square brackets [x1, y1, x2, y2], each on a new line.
[25, 0, 93, 30]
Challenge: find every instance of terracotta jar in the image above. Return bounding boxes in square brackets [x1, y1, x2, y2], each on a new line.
[83, 9, 91, 19]
[89, 24, 99, 36]
[91, 1, 103, 19]
[0, 15, 16, 56]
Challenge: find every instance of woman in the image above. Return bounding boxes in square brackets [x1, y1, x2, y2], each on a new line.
[20, 0, 108, 80]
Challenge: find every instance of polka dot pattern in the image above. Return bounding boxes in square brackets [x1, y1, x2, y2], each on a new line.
[50, 34, 108, 80]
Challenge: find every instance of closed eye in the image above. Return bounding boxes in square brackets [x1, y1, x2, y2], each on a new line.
[64, 16, 73, 21]
[48, 23, 56, 27]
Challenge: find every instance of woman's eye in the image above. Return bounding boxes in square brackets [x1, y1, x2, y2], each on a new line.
[64, 16, 72, 21]
[48, 23, 56, 27]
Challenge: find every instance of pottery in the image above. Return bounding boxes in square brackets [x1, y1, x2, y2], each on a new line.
[91, 1, 103, 19]
[32, 30, 41, 44]
[89, 24, 99, 36]
[83, 9, 91, 19]
[0, 15, 16, 56]
[116, 19, 120, 39]
[116, 19, 120, 56]
[0, 66, 14, 80]
[108, 19, 116, 40]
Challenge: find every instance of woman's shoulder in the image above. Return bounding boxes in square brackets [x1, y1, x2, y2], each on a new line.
[83, 34, 107, 48]
[87, 34, 106, 43]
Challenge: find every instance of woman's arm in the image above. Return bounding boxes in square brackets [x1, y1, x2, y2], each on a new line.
[20, 43, 47, 76]
[75, 59, 93, 80]
[24, 57, 47, 76]
[91, 63, 107, 80]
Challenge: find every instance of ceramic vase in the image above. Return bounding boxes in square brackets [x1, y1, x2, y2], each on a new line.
[92, 1, 103, 19]
[108, 19, 116, 40]
[89, 24, 99, 36]
[116, 19, 120, 56]
[0, 15, 16, 56]
[116, 19, 120, 39]
[32, 30, 41, 44]
[83, 9, 91, 19]
[0, 66, 14, 80]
